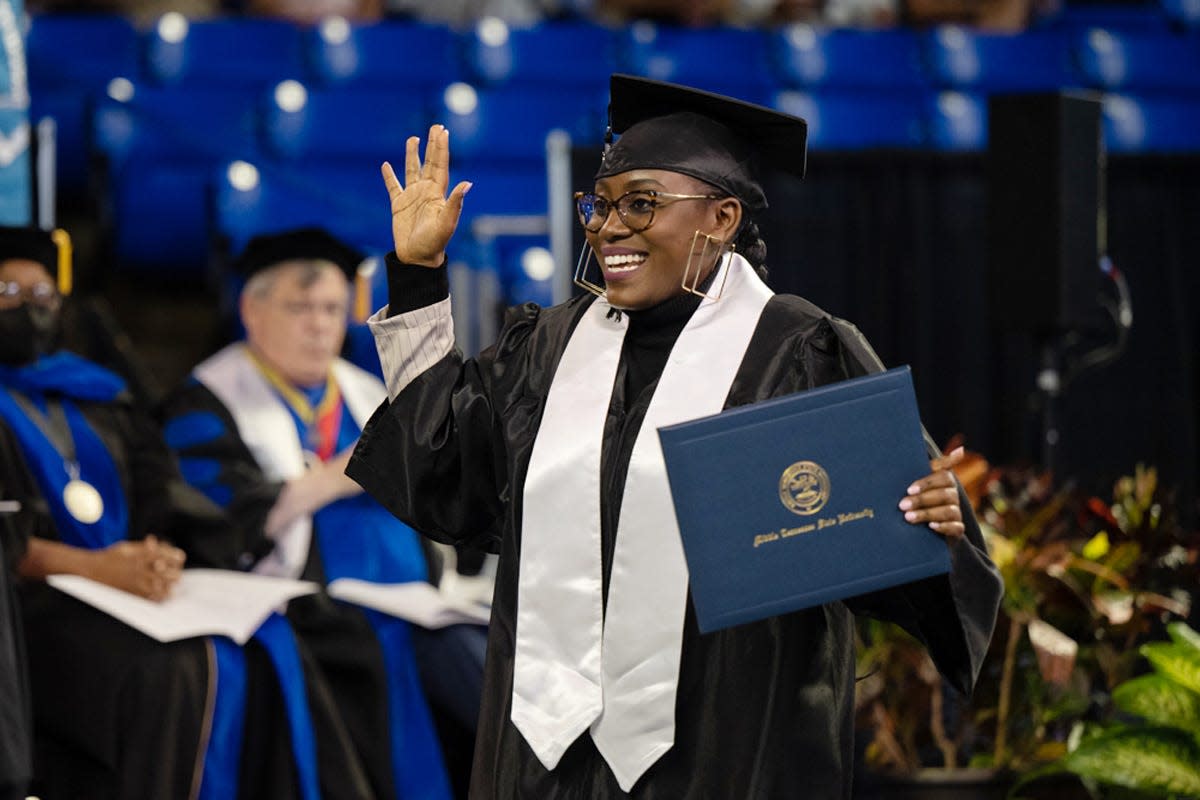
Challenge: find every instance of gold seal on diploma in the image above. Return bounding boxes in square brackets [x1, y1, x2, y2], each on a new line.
[779, 461, 830, 516]
[63, 479, 104, 524]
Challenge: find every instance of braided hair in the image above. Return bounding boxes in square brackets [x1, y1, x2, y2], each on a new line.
[733, 218, 769, 283]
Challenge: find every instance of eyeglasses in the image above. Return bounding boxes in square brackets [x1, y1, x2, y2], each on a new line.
[274, 299, 350, 319]
[574, 190, 724, 233]
[0, 280, 61, 310]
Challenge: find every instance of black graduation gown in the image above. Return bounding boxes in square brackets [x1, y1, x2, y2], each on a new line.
[0, 398, 212, 800]
[1, 390, 345, 800]
[349, 275, 1002, 799]
[0, 429, 31, 800]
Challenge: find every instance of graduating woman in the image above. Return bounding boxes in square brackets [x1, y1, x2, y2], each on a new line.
[349, 76, 1003, 798]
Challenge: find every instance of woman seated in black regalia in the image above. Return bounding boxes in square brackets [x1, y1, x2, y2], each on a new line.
[348, 75, 1003, 798]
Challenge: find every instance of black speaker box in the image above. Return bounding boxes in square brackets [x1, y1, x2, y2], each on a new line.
[987, 92, 1105, 334]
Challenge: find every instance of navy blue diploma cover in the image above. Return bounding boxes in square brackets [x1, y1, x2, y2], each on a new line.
[658, 366, 951, 634]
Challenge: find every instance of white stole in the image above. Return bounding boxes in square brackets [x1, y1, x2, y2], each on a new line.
[512, 254, 773, 790]
[193, 344, 385, 578]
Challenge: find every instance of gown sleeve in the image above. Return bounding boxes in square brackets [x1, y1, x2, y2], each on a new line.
[796, 304, 1003, 696]
[157, 381, 280, 569]
[348, 300, 545, 555]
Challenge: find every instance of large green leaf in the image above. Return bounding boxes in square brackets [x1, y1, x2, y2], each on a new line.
[1113, 674, 1200, 733]
[1061, 727, 1200, 795]
[1141, 642, 1200, 695]
[1169, 622, 1200, 655]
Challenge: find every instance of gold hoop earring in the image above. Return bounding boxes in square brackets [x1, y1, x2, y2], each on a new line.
[682, 231, 734, 302]
[573, 243, 606, 299]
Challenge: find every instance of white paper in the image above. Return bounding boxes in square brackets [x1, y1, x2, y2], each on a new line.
[47, 568, 320, 645]
[327, 578, 491, 629]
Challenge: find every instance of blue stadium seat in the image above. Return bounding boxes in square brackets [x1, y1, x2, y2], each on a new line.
[1039, 3, 1172, 32]
[434, 82, 605, 164]
[1161, 0, 1200, 27]
[262, 81, 428, 161]
[498, 240, 556, 307]
[145, 14, 305, 89]
[27, 14, 141, 193]
[770, 26, 929, 90]
[925, 91, 987, 151]
[454, 164, 549, 221]
[92, 83, 262, 275]
[462, 18, 615, 88]
[1074, 28, 1200, 91]
[616, 21, 777, 93]
[305, 17, 461, 88]
[214, 159, 393, 258]
[1102, 92, 1200, 153]
[772, 89, 927, 150]
[921, 26, 1081, 91]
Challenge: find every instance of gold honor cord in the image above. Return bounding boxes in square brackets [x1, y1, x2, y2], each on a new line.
[244, 347, 341, 427]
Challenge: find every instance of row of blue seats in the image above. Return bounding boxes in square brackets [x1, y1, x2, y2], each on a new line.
[94, 76, 1200, 172]
[31, 13, 1200, 95]
[30, 13, 1200, 194]
[92, 75, 1200, 279]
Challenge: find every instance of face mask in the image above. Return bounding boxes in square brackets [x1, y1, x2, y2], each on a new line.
[0, 304, 62, 365]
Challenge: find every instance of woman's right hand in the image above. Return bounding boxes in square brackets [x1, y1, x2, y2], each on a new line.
[88, 535, 185, 602]
[382, 123, 473, 268]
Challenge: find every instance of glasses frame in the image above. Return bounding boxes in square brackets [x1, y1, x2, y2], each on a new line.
[0, 280, 62, 311]
[574, 189, 725, 233]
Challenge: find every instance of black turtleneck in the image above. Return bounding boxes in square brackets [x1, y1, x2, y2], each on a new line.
[615, 288, 704, 407]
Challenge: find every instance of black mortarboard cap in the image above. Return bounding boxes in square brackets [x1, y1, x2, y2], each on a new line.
[0, 225, 73, 293]
[595, 75, 808, 213]
[233, 227, 365, 281]
[0, 226, 59, 274]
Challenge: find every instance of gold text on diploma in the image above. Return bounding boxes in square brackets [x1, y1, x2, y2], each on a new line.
[753, 507, 876, 548]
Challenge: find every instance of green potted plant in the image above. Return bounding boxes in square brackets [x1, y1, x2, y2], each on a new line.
[854, 460, 1199, 797]
[1012, 621, 1200, 798]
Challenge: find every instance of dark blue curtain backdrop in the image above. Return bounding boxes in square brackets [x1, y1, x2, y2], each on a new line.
[574, 148, 1199, 523]
[758, 154, 1199, 525]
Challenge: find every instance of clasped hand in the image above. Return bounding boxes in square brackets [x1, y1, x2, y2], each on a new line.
[92, 534, 186, 602]
[382, 124, 472, 268]
[900, 446, 967, 540]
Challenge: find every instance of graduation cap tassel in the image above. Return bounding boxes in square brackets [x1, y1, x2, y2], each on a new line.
[51, 228, 72, 296]
[354, 271, 370, 324]
[353, 258, 375, 324]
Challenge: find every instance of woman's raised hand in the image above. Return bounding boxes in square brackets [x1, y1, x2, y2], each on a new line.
[382, 124, 473, 268]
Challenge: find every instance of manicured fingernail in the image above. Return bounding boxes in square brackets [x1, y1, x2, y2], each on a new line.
[905, 511, 918, 522]
[929, 521, 942, 530]
[907, 484, 921, 495]
[899, 498, 912, 511]
[953, 446, 965, 457]
[464, 182, 473, 195]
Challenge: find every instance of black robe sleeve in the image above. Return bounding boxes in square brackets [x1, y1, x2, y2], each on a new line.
[770, 298, 1004, 696]
[157, 381, 281, 569]
[351, 258, 595, 554]
[0, 426, 31, 796]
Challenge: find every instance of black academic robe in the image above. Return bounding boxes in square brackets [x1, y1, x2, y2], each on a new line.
[0, 399, 212, 800]
[0, 429, 31, 800]
[349, 270, 1003, 799]
[1, 390, 354, 800]
[160, 378, 448, 800]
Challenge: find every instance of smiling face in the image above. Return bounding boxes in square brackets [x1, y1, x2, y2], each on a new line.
[583, 169, 742, 310]
[240, 259, 350, 388]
